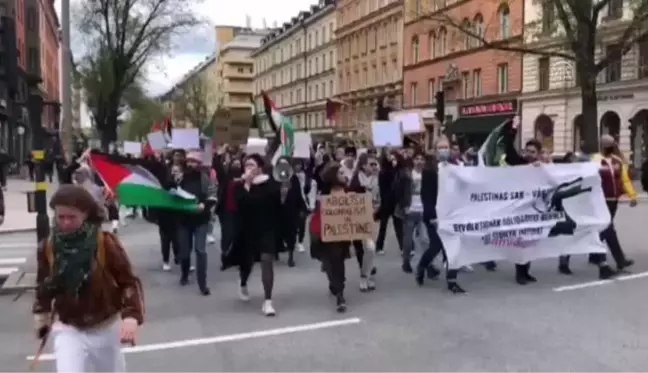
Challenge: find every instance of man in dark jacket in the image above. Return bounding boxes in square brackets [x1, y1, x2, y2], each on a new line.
[176, 151, 213, 296]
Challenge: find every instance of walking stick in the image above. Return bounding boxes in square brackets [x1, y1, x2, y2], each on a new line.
[28, 326, 50, 372]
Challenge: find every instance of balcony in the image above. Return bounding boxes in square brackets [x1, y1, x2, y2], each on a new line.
[223, 81, 253, 94]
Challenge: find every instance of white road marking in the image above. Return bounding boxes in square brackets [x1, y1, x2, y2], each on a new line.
[0, 267, 19, 276]
[553, 271, 648, 292]
[0, 258, 27, 265]
[0, 242, 34, 249]
[27, 317, 363, 361]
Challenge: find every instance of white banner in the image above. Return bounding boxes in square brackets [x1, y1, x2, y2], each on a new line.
[437, 163, 610, 268]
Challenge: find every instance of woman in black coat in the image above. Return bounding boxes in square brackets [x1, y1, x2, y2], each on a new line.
[225, 153, 281, 317]
[273, 156, 307, 267]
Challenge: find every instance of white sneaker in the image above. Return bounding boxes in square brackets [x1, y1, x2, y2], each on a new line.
[162, 263, 172, 271]
[297, 243, 305, 253]
[190, 265, 195, 272]
[367, 276, 376, 291]
[207, 235, 216, 244]
[359, 277, 369, 292]
[262, 300, 276, 316]
[461, 265, 474, 273]
[239, 286, 250, 301]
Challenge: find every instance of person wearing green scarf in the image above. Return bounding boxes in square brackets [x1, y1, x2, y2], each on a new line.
[32, 184, 144, 372]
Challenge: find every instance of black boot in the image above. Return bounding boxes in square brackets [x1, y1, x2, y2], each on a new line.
[599, 265, 616, 279]
[336, 294, 347, 313]
[558, 256, 572, 275]
[447, 282, 466, 294]
[618, 259, 634, 272]
[483, 261, 497, 272]
[287, 252, 295, 267]
[515, 265, 528, 285]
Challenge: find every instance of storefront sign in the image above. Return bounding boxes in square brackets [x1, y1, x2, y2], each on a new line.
[460, 101, 518, 117]
[597, 93, 634, 102]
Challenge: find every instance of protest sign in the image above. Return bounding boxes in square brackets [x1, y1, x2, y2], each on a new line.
[371, 121, 402, 147]
[320, 192, 375, 242]
[436, 162, 610, 268]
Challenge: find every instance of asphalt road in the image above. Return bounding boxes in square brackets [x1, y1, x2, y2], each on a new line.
[0, 205, 647, 372]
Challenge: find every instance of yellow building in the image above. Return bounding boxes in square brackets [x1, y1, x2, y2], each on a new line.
[251, 0, 337, 139]
[216, 30, 269, 111]
[158, 25, 251, 128]
[335, 0, 404, 137]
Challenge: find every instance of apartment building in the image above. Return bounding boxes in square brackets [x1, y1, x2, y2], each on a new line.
[402, 0, 522, 148]
[252, 0, 337, 140]
[334, 0, 403, 138]
[159, 26, 246, 128]
[0, 0, 60, 157]
[215, 30, 268, 144]
[519, 0, 648, 168]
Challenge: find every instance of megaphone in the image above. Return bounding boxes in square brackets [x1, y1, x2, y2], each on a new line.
[273, 161, 294, 183]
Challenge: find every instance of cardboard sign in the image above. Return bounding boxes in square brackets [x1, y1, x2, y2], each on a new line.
[320, 192, 375, 242]
[123, 141, 141, 155]
[390, 111, 423, 134]
[371, 121, 402, 147]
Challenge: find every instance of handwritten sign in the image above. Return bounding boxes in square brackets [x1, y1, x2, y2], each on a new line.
[320, 192, 375, 242]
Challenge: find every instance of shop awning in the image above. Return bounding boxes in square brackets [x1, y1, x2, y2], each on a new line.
[446, 114, 514, 134]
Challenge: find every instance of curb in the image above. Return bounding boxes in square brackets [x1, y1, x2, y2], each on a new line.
[0, 227, 36, 235]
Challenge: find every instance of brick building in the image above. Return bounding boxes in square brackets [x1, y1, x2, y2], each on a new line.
[0, 0, 60, 161]
[402, 0, 523, 148]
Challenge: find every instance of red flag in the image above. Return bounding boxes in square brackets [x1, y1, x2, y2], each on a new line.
[326, 98, 345, 120]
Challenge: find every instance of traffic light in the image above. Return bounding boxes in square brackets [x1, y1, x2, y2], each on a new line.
[0, 16, 19, 96]
[435, 90, 445, 123]
[375, 97, 393, 121]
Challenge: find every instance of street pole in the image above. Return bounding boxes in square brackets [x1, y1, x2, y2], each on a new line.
[60, 0, 72, 161]
[27, 81, 49, 242]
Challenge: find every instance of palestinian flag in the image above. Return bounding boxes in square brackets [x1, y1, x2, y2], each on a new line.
[477, 116, 517, 166]
[325, 98, 346, 120]
[89, 153, 198, 211]
[262, 91, 294, 156]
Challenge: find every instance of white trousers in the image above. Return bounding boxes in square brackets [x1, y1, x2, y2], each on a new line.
[52, 318, 126, 372]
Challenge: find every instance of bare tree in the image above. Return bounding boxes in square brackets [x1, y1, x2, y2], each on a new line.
[175, 76, 213, 130]
[76, 0, 202, 149]
[415, 0, 648, 153]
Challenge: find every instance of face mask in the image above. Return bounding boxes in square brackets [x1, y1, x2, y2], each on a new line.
[437, 149, 450, 161]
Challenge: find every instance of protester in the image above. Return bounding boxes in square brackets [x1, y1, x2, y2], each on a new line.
[33, 184, 144, 372]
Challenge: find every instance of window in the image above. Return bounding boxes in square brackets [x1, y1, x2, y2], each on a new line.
[315, 57, 319, 74]
[538, 57, 550, 91]
[542, 2, 554, 34]
[414, 0, 421, 17]
[322, 54, 326, 70]
[605, 44, 622, 82]
[434, 28, 448, 57]
[26, 7, 37, 30]
[607, 0, 623, 20]
[497, 63, 509, 93]
[461, 19, 471, 49]
[461, 71, 469, 98]
[411, 36, 419, 64]
[639, 39, 648, 78]
[410, 82, 418, 105]
[472, 69, 482, 97]
[315, 30, 319, 46]
[472, 14, 484, 47]
[428, 79, 435, 102]
[499, 5, 510, 39]
[428, 32, 436, 58]
[329, 80, 334, 96]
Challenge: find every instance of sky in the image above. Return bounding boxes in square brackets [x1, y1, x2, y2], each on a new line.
[54, 0, 310, 96]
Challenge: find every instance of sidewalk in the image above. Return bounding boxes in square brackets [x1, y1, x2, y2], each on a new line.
[1, 179, 58, 234]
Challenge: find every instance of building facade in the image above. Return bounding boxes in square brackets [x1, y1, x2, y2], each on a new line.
[252, 0, 337, 140]
[402, 0, 522, 148]
[334, 0, 403, 139]
[0, 0, 60, 161]
[519, 0, 648, 170]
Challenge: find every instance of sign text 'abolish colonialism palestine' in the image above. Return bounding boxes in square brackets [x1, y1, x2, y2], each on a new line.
[320, 192, 375, 242]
